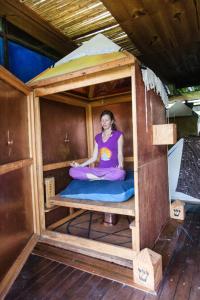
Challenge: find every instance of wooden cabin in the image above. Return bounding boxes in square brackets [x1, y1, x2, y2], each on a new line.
[0, 49, 177, 297]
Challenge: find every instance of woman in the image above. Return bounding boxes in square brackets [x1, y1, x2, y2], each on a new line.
[70, 110, 125, 181]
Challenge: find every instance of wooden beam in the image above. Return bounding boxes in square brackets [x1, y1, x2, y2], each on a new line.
[29, 54, 134, 88]
[169, 90, 200, 101]
[0, 159, 33, 176]
[43, 157, 133, 172]
[43, 158, 88, 172]
[27, 92, 41, 234]
[0, 66, 31, 95]
[40, 230, 136, 261]
[33, 242, 136, 286]
[131, 64, 140, 252]
[90, 91, 131, 102]
[33, 242, 156, 292]
[47, 209, 86, 230]
[41, 93, 87, 107]
[0, 0, 76, 56]
[90, 93, 131, 106]
[35, 65, 132, 96]
[88, 85, 95, 99]
[86, 105, 94, 158]
[34, 96, 46, 232]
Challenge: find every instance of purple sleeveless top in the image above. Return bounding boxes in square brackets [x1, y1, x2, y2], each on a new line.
[95, 130, 123, 168]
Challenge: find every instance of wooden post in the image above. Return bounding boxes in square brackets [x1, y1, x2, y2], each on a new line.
[170, 200, 185, 220]
[86, 104, 94, 160]
[34, 96, 46, 232]
[131, 64, 140, 252]
[133, 248, 162, 291]
[129, 221, 139, 251]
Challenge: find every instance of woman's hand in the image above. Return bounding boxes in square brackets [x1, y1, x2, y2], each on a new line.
[70, 161, 80, 167]
[117, 165, 123, 169]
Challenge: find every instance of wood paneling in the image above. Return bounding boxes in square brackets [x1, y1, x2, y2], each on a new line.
[0, 79, 30, 164]
[0, 167, 34, 281]
[40, 99, 88, 164]
[92, 101, 133, 159]
[134, 62, 169, 250]
[102, 0, 200, 87]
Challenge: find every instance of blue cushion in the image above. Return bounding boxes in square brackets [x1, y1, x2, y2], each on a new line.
[60, 170, 134, 202]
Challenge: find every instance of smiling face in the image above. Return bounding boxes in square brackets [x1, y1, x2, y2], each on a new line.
[101, 114, 113, 131]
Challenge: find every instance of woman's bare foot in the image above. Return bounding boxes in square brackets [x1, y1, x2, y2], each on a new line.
[86, 173, 104, 180]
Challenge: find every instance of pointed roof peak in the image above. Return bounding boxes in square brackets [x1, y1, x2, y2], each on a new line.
[55, 33, 121, 66]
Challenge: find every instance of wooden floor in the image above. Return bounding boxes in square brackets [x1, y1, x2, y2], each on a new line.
[6, 204, 200, 300]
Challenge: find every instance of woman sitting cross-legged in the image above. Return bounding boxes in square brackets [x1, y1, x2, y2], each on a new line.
[70, 110, 125, 181]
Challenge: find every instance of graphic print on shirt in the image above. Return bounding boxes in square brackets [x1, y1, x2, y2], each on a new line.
[100, 147, 112, 161]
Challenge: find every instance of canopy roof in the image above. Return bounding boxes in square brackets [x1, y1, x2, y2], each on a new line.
[29, 51, 127, 84]
[29, 34, 130, 85]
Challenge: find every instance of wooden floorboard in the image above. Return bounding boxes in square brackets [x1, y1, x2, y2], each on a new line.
[5, 204, 200, 300]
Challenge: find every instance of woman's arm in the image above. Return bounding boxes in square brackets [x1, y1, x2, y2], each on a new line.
[70, 142, 98, 167]
[117, 134, 124, 169]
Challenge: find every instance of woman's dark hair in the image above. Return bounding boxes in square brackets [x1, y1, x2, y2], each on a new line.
[100, 110, 117, 131]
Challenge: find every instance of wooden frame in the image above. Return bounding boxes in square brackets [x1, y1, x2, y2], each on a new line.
[0, 50, 172, 294]
[30, 57, 135, 267]
[29, 51, 171, 293]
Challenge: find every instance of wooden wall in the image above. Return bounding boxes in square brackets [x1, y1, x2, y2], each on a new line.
[0, 168, 34, 281]
[40, 99, 88, 164]
[92, 102, 133, 167]
[0, 79, 29, 164]
[134, 63, 169, 250]
[40, 98, 88, 200]
[0, 79, 34, 281]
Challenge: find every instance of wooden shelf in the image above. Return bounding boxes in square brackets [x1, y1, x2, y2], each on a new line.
[0, 159, 33, 176]
[43, 157, 133, 172]
[43, 158, 88, 172]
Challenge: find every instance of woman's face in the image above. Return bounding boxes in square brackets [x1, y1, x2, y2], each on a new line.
[101, 114, 113, 130]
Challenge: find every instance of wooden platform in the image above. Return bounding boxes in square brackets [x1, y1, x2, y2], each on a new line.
[50, 195, 135, 216]
[7, 204, 200, 300]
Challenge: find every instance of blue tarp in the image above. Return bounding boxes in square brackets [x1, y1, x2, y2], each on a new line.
[8, 40, 54, 82]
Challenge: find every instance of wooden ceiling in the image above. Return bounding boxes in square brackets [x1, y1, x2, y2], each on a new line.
[102, 0, 200, 87]
[1, 0, 200, 87]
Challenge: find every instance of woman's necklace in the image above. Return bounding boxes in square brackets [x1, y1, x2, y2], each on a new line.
[102, 130, 112, 142]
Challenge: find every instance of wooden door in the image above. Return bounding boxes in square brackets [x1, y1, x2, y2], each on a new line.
[0, 67, 38, 298]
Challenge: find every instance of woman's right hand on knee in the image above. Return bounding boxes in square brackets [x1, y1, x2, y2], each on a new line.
[70, 161, 80, 167]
